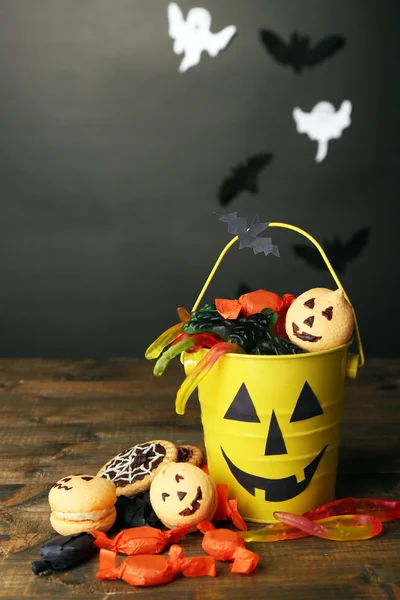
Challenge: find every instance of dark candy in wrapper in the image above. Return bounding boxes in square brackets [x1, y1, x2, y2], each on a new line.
[115, 491, 161, 528]
[32, 533, 96, 575]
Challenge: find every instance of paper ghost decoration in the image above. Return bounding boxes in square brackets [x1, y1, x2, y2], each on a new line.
[292, 101, 352, 162]
[167, 3, 237, 73]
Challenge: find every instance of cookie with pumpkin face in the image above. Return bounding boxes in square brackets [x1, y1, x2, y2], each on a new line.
[286, 287, 354, 352]
[150, 462, 218, 530]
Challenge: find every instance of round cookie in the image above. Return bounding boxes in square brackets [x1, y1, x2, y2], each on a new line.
[49, 474, 117, 536]
[97, 440, 178, 497]
[177, 444, 203, 467]
[150, 462, 218, 531]
[286, 287, 354, 352]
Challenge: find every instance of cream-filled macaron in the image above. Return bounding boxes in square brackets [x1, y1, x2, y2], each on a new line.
[49, 474, 117, 535]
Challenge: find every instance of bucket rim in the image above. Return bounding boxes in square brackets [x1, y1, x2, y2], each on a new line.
[183, 340, 352, 361]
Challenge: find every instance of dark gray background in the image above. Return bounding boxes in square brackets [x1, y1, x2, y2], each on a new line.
[0, 0, 398, 358]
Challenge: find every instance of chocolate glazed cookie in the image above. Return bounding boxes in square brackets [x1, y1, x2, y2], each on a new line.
[177, 445, 203, 467]
[97, 440, 178, 497]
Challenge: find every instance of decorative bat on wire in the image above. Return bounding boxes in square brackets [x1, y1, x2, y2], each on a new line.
[215, 211, 280, 258]
[260, 30, 346, 74]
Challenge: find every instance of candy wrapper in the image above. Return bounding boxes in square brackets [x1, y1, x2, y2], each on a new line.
[90, 525, 189, 555]
[32, 533, 96, 575]
[197, 520, 259, 574]
[213, 484, 247, 531]
[115, 492, 161, 528]
[96, 545, 216, 587]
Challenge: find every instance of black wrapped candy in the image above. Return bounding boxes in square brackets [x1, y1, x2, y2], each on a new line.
[31, 533, 96, 575]
[115, 491, 161, 528]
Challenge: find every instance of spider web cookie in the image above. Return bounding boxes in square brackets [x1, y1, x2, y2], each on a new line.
[97, 440, 178, 497]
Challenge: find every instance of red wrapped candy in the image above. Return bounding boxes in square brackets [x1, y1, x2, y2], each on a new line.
[197, 520, 259, 574]
[96, 545, 216, 587]
[90, 525, 188, 556]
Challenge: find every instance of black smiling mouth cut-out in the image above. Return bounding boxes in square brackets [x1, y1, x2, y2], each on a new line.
[221, 445, 328, 502]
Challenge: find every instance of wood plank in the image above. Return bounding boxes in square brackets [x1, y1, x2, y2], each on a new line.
[0, 358, 399, 599]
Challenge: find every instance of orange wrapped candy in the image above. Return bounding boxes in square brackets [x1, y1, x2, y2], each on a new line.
[238, 290, 283, 316]
[90, 525, 188, 556]
[197, 521, 259, 574]
[213, 484, 247, 531]
[96, 545, 216, 587]
[215, 298, 242, 320]
[216, 290, 284, 320]
[216, 290, 296, 339]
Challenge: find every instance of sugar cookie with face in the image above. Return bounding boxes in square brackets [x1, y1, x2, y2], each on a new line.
[150, 462, 218, 530]
[286, 288, 354, 352]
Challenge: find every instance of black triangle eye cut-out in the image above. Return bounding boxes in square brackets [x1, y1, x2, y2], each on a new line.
[265, 410, 287, 456]
[224, 382, 260, 423]
[290, 381, 324, 422]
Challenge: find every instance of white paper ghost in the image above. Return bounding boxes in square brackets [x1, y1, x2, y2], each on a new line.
[167, 2, 237, 73]
[293, 100, 352, 163]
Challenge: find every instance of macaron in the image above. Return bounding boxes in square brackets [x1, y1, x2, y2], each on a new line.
[49, 475, 117, 535]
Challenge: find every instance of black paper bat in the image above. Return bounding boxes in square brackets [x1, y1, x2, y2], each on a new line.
[218, 153, 273, 206]
[293, 228, 370, 274]
[260, 30, 346, 74]
[215, 211, 280, 258]
[32, 533, 96, 575]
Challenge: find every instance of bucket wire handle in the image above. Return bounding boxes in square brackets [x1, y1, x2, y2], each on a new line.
[191, 221, 364, 368]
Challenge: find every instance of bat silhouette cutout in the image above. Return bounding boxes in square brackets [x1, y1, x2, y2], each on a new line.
[218, 153, 273, 206]
[215, 211, 280, 258]
[293, 228, 370, 274]
[260, 30, 346, 74]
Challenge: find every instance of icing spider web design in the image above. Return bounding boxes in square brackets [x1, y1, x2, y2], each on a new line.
[101, 442, 166, 486]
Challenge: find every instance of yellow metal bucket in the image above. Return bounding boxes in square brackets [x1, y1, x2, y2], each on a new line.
[180, 222, 364, 523]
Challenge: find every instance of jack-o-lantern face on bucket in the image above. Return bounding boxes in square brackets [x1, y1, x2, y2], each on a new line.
[182, 322, 349, 522]
[286, 287, 354, 352]
[221, 380, 327, 502]
[150, 462, 218, 530]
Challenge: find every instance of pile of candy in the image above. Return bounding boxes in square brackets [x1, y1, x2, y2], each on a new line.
[145, 281, 355, 416]
[32, 430, 400, 589]
[147, 291, 302, 378]
[30, 214, 375, 590]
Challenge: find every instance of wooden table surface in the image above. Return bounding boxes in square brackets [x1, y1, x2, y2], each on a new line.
[0, 358, 399, 600]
